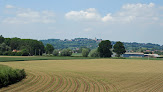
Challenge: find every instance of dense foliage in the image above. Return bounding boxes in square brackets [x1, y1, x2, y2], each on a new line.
[113, 41, 126, 57]
[98, 40, 112, 57]
[82, 48, 90, 57]
[41, 38, 163, 53]
[41, 38, 100, 50]
[0, 65, 26, 88]
[89, 49, 100, 57]
[0, 35, 45, 56]
[52, 50, 59, 56]
[45, 44, 54, 54]
[60, 49, 72, 56]
[0, 35, 5, 44]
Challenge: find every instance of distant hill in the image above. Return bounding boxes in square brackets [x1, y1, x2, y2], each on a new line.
[40, 38, 163, 52]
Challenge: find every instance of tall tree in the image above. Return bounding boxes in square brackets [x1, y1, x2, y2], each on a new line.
[46, 44, 54, 54]
[0, 43, 11, 52]
[4, 38, 11, 46]
[98, 40, 112, 57]
[0, 35, 5, 44]
[113, 41, 126, 57]
[10, 38, 21, 50]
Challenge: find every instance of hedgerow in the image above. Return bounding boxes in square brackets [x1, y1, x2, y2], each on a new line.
[0, 65, 26, 88]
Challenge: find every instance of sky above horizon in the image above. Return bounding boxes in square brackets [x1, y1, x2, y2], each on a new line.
[0, 0, 163, 45]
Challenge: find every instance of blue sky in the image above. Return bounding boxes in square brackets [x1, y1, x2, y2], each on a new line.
[0, 0, 163, 45]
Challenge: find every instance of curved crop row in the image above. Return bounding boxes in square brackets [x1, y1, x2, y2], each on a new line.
[0, 70, 118, 92]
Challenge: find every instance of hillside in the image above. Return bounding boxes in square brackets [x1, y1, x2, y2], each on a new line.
[40, 38, 163, 52]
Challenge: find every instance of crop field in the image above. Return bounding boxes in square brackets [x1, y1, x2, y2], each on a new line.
[0, 59, 163, 92]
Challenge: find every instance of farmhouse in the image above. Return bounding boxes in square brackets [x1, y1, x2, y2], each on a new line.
[12, 49, 21, 52]
[123, 53, 144, 57]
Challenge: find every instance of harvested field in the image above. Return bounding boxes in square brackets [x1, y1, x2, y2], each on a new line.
[0, 59, 163, 92]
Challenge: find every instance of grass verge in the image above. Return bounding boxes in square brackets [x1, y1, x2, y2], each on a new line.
[0, 56, 162, 62]
[0, 56, 97, 62]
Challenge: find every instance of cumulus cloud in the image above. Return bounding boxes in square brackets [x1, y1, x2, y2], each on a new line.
[122, 3, 155, 9]
[2, 5, 56, 24]
[118, 3, 156, 18]
[102, 14, 113, 22]
[65, 3, 161, 23]
[65, 8, 101, 21]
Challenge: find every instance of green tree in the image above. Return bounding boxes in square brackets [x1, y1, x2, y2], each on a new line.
[4, 38, 11, 46]
[10, 38, 21, 50]
[78, 46, 87, 53]
[98, 40, 112, 57]
[0, 35, 5, 44]
[53, 50, 59, 56]
[0, 43, 11, 52]
[21, 49, 29, 56]
[82, 48, 90, 57]
[89, 49, 100, 57]
[46, 44, 54, 54]
[60, 49, 72, 56]
[113, 41, 126, 57]
[17, 39, 45, 56]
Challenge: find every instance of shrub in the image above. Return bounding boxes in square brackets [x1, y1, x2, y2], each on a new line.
[3, 51, 9, 55]
[82, 48, 90, 57]
[15, 52, 22, 56]
[89, 49, 100, 57]
[0, 65, 26, 88]
[60, 49, 72, 56]
[0, 51, 3, 55]
[53, 50, 59, 56]
[21, 49, 29, 56]
[9, 52, 16, 56]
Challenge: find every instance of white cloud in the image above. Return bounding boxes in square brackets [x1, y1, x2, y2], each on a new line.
[119, 3, 156, 17]
[122, 3, 155, 9]
[2, 6, 56, 24]
[102, 13, 113, 22]
[65, 3, 161, 23]
[5, 5, 15, 9]
[65, 8, 101, 21]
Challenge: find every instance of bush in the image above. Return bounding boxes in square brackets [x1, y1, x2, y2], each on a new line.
[21, 49, 29, 56]
[0, 65, 26, 88]
[53, 50, 59, 56]
[0, 51, 3, 55]
[60, 49, 72, 56]
[9, 52, 16, 56]
[82, 48, 90, 57]
[3, 51, 9, 55]
[89, 49, 100, 57]
[15, 52, 22, 56]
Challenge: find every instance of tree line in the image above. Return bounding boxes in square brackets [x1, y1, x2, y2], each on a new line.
[0, 35, 45, 56]
[0, 35, 73, 56]
[0, 35, 126, 57]
[46, 40, 126, 58]
[41, 38, 163, 53]
[81, 40, 126, 57]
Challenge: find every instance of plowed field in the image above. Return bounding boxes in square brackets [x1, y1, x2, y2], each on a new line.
[0, 59, 163, 92]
